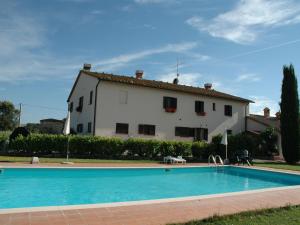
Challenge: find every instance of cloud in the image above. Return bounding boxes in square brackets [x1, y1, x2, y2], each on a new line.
[186, 0, 300, 44]
[143, 24, 156, 30]
[157, 72, 202, 86]
[134, 0, 175, 4]
[236, 73, 261, 82]
[227, 39, 300, 59]
[249, 96, 279, 115]
[90, 10, 103, 15]
[0, 5, 80, 82]
[93, 42, 199, 71]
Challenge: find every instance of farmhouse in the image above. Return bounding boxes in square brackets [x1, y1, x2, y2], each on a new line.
[67, 64, 253, 142]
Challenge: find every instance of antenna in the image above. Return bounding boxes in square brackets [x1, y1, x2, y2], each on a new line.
[176, 58, 182, 78]
[173, 58, 183, 85]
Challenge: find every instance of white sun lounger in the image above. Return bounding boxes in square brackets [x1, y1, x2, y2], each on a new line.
[163, 156, 186, 164]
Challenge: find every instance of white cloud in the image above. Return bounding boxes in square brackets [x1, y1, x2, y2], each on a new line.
[158, 72, 202, 86]
[0, 6, 80, 82]
[236, 73, 261, 82]
[90, 10, 103, 15]
[186, 0, 300, 44]
[143, 24, 156, 30]
[249, 96, 279, 115]
[134, 0, 175, 4]
[93, 42, 199, 71]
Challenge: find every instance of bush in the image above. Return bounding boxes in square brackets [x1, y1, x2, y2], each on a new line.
[9, 134, 68, 156]
[7, 134, 195, 160]
[209, 133, 259, 160]
[0, 132, 9, 151]
[5, 132, 266, 160]
[191, 141, 209, 159]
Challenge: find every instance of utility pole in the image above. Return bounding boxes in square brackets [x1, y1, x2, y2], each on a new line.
[18, 103, 22, 127]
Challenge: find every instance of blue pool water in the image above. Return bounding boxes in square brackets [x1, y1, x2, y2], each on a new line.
[0, 166, 300, 209]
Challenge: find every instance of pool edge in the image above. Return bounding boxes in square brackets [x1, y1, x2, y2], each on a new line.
[1, 165, 300, 214]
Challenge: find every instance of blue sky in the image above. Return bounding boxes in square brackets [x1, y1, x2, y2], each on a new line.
[1, 0, 300, 123]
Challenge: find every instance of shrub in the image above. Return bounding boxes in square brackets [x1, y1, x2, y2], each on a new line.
[191, 141, 209, 159]
[0, 132, 9, 151]
[173, 141, 192, 157]
[6, 132, 264, 160]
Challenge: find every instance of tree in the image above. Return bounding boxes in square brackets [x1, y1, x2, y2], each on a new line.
[280, 64, 300, 164]
[259, 127, 278, 157]
[0, 101, 20, 131]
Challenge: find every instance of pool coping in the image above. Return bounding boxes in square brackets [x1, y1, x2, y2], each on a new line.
[1, 165, 300, 214]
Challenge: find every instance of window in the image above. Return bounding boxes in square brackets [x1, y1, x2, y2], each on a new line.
[213, 103, 216, 111]
[224, 105, 232, 116]
[175, 127, 194, 137]
[69, 102, 73, 112]
[116, 123, 129, 134]
[227, 129, 232, 135]
[76, 96, 84, 112]
[194, 128, 208, 141]
[163, 97, 177, 112]
[139, 124, 155, 135]
[119, 90, 128, 104]
[89, 91, 93, 105]
[202, 128, 208, 141]
[195, 101, 205, 113]
[87, 122, 92, 133]
[77, 124, 83, 133]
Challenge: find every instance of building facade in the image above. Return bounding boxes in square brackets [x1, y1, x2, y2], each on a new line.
[247, 107, 282, 157]
[67, 65, 253, 142]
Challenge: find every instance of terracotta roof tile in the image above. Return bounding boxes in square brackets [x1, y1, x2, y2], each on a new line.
[86, 71, 253, 103]
[68, 70, 254, 103]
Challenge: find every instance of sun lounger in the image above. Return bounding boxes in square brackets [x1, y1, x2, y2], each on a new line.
[163, 156, 186, 164]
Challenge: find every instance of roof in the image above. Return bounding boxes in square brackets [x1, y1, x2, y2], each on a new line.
[67, 70, 254, 103]
[247, 114, 280, 131]
[40, 118, 64, 123]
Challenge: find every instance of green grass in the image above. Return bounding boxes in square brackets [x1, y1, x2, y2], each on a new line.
[254, 162, 300, 172]
[171, 205, 300, 225]
[0, 156, 158, 164]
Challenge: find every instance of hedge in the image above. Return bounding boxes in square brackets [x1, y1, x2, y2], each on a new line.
[0, 132, 9, 151]
[7, 134, 207, 160]
[4, 131, 277, 160]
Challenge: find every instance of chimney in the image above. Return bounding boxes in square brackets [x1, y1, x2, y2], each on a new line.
[83, 63, 91, 71]
[204, 83, 212, 90]
[263, 107, 270, 118]
[135, 70, 143, 79]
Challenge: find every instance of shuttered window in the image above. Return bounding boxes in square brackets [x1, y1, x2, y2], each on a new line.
[195, 101, 204, 113]
[175, 127, 195, 137]
[163, 97, 177, 110]
[224, 105, 232, 116]
[116, 123, 129, 134]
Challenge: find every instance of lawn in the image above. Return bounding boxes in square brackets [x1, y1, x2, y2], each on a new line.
[254, 162, 300, 172]
[0, 155, 158, 164]
[171, 205, 300, 225]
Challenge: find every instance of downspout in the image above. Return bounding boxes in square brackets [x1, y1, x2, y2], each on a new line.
[245, 104, 248, 132]
[93, 79, 101, 136]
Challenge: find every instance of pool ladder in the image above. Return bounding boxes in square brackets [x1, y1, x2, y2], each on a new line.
[208, 154, 224, 166]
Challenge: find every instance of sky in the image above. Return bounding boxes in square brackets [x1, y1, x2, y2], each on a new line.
[1, 0, 300, 123]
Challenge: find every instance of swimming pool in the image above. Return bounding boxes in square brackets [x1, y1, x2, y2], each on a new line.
[0, 166, 300, 209]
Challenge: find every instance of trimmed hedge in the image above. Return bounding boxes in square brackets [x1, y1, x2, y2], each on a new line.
[4, 131, 276, 160]
[7, 134, 206, 160]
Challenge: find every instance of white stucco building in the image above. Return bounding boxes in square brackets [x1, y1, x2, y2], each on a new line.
[67, 64, 253, 142]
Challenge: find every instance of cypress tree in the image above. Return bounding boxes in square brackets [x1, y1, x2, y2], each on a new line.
[280, 64, 300, 164]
